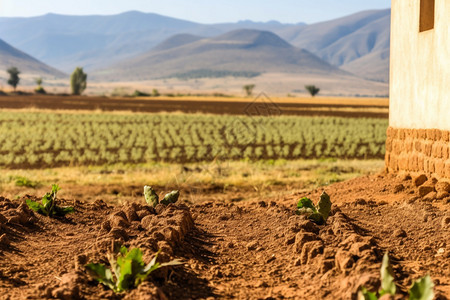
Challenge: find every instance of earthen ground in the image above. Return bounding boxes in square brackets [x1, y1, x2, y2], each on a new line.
[1, 172, 449, 299]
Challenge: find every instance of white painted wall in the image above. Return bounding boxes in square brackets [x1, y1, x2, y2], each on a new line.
[390, 0, 449, 130]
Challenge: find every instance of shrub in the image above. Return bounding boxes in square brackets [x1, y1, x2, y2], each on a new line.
[243, 84, 255, 97]
[132, 90, 150, 97]
[305, 85, 320, 97]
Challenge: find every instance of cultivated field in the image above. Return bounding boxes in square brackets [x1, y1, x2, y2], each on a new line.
[0, 110, 387, 168]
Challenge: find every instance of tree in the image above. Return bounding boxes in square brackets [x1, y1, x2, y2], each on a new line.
[7, 67, 20, 91]
[305, 85, 320, 97]
[35, 77, 46, 94]
[70, 67, 87, 95]
[243, 84, 255, 97]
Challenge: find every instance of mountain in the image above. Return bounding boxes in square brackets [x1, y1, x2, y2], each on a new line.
[0, 9, 390, 82]
[0, 38, 65, 78]
[94, 29, 346, 81]
[278, 9, 390, 82]
[0, 11, 221, 72]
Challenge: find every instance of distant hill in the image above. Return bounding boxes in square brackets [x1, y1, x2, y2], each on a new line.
[94, 29, 346, 81]
[0, 38, 65, 78]
[0, 9, 390, 82]
[279, 9, 390, 82]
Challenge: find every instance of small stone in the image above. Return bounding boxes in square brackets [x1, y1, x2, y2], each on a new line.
[355, 198, 367, 205]
[393, 229, 407, 238]
[393, 184, 405, 193]
[413, 174, 428, 187]
[436, 181, 450, 193]
[258, 201, 267, 208]
[226, 241, 234, 249]
[418, 185, 435, 197]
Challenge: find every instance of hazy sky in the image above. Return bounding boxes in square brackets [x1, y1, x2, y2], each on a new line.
[0, 0, 391, 24]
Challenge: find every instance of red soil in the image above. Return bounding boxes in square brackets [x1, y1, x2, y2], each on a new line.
[0, 173, 449, 299]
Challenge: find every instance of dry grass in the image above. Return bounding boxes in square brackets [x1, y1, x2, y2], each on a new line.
[0, 159, 384, 204]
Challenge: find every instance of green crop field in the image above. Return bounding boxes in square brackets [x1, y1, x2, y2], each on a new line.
[0, 111, 388, 168]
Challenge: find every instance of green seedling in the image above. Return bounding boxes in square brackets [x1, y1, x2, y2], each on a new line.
[409, 275, 434, 300]
[359, 252, 434, 300]
[26, 184, 74, 217]
[296, 191, 331, 225]
[160, 190, 180, 205]
[85, 246, 182, 293]
[144, 186, 159, 207]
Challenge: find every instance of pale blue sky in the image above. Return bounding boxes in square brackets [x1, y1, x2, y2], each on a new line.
[0, 0, 391, 24]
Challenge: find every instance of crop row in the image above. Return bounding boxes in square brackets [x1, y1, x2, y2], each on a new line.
[0, 112, 388, 168]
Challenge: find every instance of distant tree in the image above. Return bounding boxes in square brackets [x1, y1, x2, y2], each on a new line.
[305, 85, 320, 97]
[35, 77, 43, 86]
[152, 89, 160, 97]
[243, 84, 255, 97]
[70, 67, 87, 95]
[34, 77, 46, 94]
[7, 67, 20, 91]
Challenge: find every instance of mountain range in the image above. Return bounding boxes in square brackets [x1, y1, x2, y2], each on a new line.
[0, 9, 390, 83]
[94, 29, 347, 81]
[0, 38, 65, 79]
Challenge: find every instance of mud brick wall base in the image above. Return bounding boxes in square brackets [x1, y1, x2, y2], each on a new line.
[385, 127, 450, 179]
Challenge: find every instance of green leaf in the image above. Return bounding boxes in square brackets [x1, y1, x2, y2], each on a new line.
[56, 206, 75, 215]
[297, 197, 317, 212]
[380, 252, 396, 296]
[358, 287, 379, 300]
[125, 248, 144, 265]
[317, 191, 332, 220]
[51, 184, 61, 194]
[117, 258, 133, 292]
[85, 263, 116, 291]
[144, 186, 159, 207]
[41, 193, 52, 208]
[409, 275, 434, 300]
[119, 245, 128, 256]
[26, 199, 44, 213]
[160, 190, 180, 205]
[85, 263, 107, 279]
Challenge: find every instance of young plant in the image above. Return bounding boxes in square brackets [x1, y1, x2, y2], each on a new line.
[296, 191, 331, 225]
[144, 186, 159, 207]
[85, 246, 182, 293]
[144, 186, 180, 207]
[160, 190, 180, 205]
[359, 252, 434, 300]
[25, 184, 74, 217]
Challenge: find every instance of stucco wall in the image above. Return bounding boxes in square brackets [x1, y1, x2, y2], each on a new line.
[390, 0, 450, 130]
